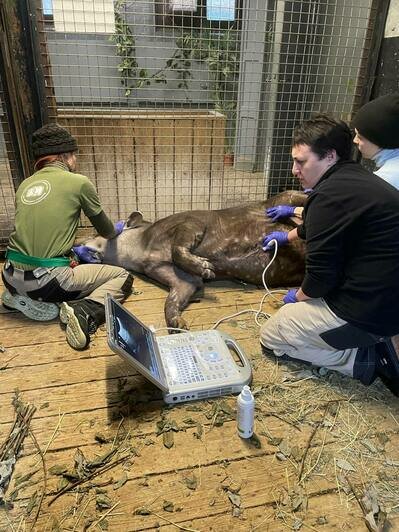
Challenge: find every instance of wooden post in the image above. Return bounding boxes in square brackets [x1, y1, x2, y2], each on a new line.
[0, 0, 55, 185]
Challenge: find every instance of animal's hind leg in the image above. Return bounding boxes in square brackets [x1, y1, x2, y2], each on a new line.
[146, 264, 203, 331]
[172, 225, 216, 279]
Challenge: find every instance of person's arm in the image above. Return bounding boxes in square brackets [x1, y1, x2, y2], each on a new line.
[80, 180, 124, 239]
[287, 227, 299, 242]
[89, 211, 117, 239]
[293, 206, 304, 217]
[295, 287, 312, 301]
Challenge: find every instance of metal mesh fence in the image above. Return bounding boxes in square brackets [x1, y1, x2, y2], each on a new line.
[3, 0, 374, 233]
[0, 84, 17, 250]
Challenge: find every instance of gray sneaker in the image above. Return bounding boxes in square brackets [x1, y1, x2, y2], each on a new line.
[1, 290, 59, 321]
[59, 301, 98, 350]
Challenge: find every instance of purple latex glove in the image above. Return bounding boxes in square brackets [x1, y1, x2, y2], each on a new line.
[283, 289, 298, 304]
[266, 205, 295, 222]
[304, 188, 313, 195]
[262, 231, 289, 251]
[72, 245, 101, 264]
[114, 220, 125, 236]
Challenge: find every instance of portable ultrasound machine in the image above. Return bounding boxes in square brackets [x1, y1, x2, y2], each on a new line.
[105, 295, 252, 404]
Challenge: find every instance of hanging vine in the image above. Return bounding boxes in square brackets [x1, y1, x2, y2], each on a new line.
[110, 1, 244, 149]
[110, 0, 193, 95]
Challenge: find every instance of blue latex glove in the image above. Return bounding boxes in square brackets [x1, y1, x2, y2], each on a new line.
[114, 220, 125, 236]
[72, 245, 101, 264]
[266, 205, 296, 222]
[262, 231, 289, 251]
[283, 289, 298, 304]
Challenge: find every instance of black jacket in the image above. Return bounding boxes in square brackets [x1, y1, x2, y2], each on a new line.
[298, 161, 399, 336]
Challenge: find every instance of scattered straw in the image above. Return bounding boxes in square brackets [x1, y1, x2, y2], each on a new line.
[48, 454, 130, 506]
[28, 429, 47, 531]
[149, 510, 200, 532]
[87, 501, 121, 530]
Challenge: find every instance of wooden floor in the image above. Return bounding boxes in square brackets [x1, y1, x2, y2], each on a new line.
[1, 267, 399, 531]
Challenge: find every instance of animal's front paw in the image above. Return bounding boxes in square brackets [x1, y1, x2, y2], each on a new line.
[200, 259, 215, 280]
[168, 316, 189, 332]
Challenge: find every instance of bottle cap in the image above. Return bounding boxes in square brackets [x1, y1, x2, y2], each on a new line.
[240, 385, 252, 400]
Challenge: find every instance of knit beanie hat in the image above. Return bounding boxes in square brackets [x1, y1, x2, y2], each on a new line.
[31, 123, 78, 158]
[352, 93, 399, 149]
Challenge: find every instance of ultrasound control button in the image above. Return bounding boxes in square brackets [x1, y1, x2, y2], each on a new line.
[202, 351, 222, 363]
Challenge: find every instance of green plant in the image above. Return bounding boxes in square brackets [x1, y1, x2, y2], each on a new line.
[111, 4, 240, 150]
[181, 29, 240, 151]
[111, 1, 193, 95]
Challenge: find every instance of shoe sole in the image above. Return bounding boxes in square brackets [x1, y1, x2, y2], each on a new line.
[59, 302, 89, 350]
[1, 291, 59, 321]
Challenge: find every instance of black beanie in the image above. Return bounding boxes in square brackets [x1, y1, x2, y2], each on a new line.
[32, 123, 78, 158]
[352, 93, 399, 149]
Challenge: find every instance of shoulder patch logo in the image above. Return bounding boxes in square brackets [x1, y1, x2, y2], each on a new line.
[21, 180, 51, 205]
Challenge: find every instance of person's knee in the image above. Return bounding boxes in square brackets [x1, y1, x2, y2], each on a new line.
[260, 305, 291, 340]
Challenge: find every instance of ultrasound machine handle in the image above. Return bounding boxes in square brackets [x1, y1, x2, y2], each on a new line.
[219, 332, 252, 383]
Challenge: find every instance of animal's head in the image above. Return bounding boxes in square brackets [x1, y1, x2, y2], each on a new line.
[83, 211, 151, 261]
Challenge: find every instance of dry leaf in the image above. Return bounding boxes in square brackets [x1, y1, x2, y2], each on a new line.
[134, 507, 151, 515]
[96, 494, 113, 510]
[292, 518, 303, 530]
[74, 448, 88, 478]
[278, 440, 291, 457]
[163, 431, 174, 449]
[249, 433, 261, 448]
[266, 436, 283, 446]
[227, 491, 241, 507]
[163, 500, 174, 512]
[182, 474, 197, 490]
[14, 469, 39, 487]
[113, 473, 128, 490]
[194, 423, 203, 440]
[26, 491, 38, 515]
[48, 465, 68, 476]
[336, 459, 356, 472]
[94, 433, 109, 444]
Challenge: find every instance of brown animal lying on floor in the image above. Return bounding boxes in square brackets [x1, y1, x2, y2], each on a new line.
[84, 190, 307, 329]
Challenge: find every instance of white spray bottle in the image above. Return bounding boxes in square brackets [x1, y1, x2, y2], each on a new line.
[237, 385, 255, 438]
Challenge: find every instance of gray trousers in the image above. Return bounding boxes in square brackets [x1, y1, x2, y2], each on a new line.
[260, 298, 383, 379]
[2, 262, 132, 306]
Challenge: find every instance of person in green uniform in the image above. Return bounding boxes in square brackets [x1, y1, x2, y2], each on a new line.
[1, 123, 133, 351]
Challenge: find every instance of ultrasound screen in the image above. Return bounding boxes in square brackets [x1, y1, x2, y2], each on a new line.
[110, 299, 161, 381]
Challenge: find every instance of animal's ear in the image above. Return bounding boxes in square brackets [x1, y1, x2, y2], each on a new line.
[126, 211, 144, 228]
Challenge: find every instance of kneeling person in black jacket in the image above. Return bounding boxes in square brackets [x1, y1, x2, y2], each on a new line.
[260, 114, 399, 395]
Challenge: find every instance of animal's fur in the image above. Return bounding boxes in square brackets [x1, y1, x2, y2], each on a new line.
[85, 190, 307, 329]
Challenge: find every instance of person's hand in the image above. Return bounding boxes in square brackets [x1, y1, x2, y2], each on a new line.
[266, 205, 295, 222]
[114, 220, 125, 236]
[283, 289, 298, 304]
[262, 231, 289, 251]
[72, 245, 101, 264]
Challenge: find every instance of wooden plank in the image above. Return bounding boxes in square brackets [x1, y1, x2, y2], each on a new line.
[209, 116, 226, 209]
[0, 334, 264, 401]
[154, 118, 174, 219]
[134, 119, 156, 221]
[192, 118, 213, 209]
[0, 294, 276, 348]
[174, 118, 193, 212]
[3, 430, 399, 529]
[2, 262, 399, 530]
[1, 383, 397, 457]
[91, 118, 119, 220]
[114, 118, 138, 219]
